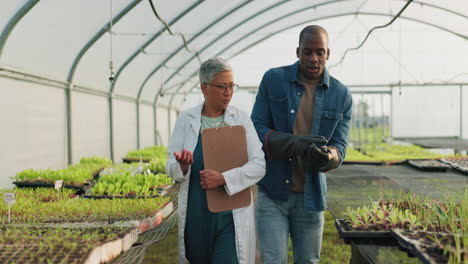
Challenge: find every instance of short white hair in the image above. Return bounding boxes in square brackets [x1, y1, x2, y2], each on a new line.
[199, 57, 232, 84]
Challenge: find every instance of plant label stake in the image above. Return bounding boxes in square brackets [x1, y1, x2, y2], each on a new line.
[55, 180, 63, 200]
[55, 180, 63, 190]
[4, 192, 15, 223]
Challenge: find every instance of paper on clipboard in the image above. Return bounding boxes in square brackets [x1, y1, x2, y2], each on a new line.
[202, 125, 251, 212]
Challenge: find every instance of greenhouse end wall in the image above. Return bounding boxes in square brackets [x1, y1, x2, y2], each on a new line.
[392, 85, 466, 139]
[0, 76, 177, 189]
[72, 92, 110, 165]
[0, 78, 67, 188]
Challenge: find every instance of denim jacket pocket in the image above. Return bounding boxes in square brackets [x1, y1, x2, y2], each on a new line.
[269, 96, 289, 131]
[319, 110, 343, 140]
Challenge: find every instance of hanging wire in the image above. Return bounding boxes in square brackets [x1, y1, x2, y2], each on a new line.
[148, 0, 202, 63]
[109, 0, 115, 82]
[329, 0, 414, 70]
[355, 18, 420, 84]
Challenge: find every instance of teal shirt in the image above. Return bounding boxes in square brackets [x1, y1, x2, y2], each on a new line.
[201, 114, 226, 132]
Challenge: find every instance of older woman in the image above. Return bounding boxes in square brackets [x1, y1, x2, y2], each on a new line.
[166, 57, 265, 264]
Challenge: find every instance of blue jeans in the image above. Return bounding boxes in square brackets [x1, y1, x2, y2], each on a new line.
[256, 187, 324, 264]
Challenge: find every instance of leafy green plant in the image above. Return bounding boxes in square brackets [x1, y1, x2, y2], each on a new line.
[125, 146, 167, 160]
[343, 190, 463, 232]
[0, 188, 170, 223]
[12, 157, 111, 185]
[345, 144, 449, 162]
[91, 170, 172, 197]
[79, 156, 112, 165]
[148, 158, 166, 173]
[0, 226, 132, 263]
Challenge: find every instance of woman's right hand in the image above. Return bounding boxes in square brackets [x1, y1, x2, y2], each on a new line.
[173, 149, 193, 174]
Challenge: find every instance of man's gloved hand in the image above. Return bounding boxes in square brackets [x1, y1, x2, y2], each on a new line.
[266, 131, 327, 160]
[318, 146, 340, 172]
[305, 144, 331, 168]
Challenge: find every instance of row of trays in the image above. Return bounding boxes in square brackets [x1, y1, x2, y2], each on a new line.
[344, 157, 468, 175]
[335, 219, 463, 264]
[409, 157, 468, 174]
[13, 165, 171, 199]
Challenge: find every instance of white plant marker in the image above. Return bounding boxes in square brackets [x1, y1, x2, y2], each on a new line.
[4, 192, 15, 223]
[55, 180, 63, 200]
[54, 180, 63, 190]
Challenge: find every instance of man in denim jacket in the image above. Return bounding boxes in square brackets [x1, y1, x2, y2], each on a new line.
[251, 25, 352, 264]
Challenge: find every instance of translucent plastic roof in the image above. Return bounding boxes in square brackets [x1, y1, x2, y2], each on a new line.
[1, 0, 467, 108]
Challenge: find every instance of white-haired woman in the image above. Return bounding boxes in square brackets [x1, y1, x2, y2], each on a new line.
[166, 57, 266, 264]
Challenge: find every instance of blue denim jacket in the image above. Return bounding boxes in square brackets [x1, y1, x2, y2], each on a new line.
[251, 61, 352, 212]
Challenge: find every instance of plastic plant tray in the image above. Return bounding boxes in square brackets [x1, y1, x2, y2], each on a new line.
[122, 157, 151, 163]
[407, 159, 451, 172]
[391, 229, 449, 264]
[13, 181, 89, 193]
[440, 157, 468, 175]
[335, 219, 394, 245]
[85, 185, 172, 199]
[343, 160, 387, 165]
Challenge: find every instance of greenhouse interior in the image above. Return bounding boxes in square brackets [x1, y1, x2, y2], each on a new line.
[1, 0, 467, 263]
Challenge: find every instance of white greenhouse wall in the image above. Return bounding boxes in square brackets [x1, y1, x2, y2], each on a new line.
[139, 104, 156, 148]
[171, 110, 178, 140]
[113, 100, 137, 162]
[72, 92, 110, 164]
[0, 79, 66, 188]
[157, 108, 169, 146]
[392, 86, 460, 138]
[463, 85, 468, 140]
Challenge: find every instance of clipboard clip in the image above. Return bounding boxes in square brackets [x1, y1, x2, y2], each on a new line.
[215, 120, 229, 130]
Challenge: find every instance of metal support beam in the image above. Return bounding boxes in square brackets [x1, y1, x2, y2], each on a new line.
[139, 0, 283, 100]
[153, 103, 160, 145]
[173, 10, 468, 103]
[0, 0, 39, 61]
[155, 0, 345, 100]
[107, 0, 202, 151]
[136, 101, 140, 149]
[461, 85, 464, 139]
[65, 85, 73, 164]
[109, 0, 204, 94]
[109, 95, 114, 161]
[67, 0, 142, 84]
[0, 66, 178, 109]
[139, 0, 254, 140]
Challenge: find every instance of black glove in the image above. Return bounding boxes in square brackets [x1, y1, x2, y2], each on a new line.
[305, 144, 332, 168]
[266, 131, 327, 160]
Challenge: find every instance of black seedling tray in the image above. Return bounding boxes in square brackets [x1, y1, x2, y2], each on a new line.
[342, 160, 387, 165]
[83, 194, 160, 199]
[440, 158, 468, 175]
[391, 229, 442, 264]
[13, 181, 89, 194]
[84, 185, 173, 199]
[122, 157, 151, 163]
[408, 159, 450, 172]
[335, 219, 395, 245]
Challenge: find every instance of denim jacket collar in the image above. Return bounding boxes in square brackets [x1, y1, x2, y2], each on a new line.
[289, 61, 330, 89]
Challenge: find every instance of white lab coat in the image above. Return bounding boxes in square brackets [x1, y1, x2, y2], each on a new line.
[166, 103, 266, 264]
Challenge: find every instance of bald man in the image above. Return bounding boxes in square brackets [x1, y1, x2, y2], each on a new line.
[251, 25, 353, 263]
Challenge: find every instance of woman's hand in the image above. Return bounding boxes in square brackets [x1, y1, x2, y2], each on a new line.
[200, 169, 226, 189]
[173, 149, 193, 174]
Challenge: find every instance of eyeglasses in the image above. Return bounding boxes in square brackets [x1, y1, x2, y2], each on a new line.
[205, 83, 239, 92]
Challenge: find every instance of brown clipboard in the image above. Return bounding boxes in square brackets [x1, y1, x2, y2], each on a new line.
[202, 125, 251, 212]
